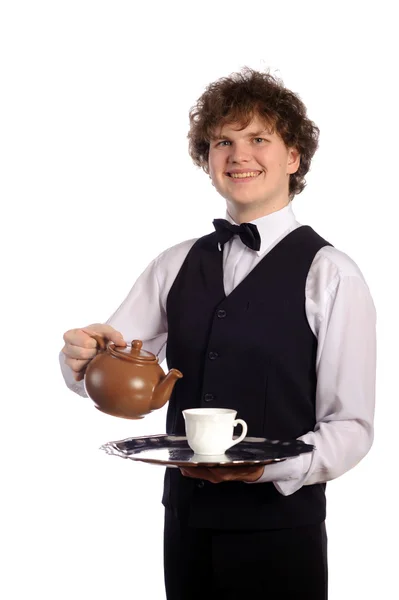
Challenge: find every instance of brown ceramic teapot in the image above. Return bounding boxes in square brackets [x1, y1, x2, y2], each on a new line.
[84, 336, 183, 419]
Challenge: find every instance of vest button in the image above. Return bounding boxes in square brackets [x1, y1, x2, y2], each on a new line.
[217, 309, 227, 318]
[196, 480, 205, 489]
[208, 351, 219, 360]
[203, 393, 215, 402]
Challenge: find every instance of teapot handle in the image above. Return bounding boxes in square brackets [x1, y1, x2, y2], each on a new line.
[89, 333, 108, 352]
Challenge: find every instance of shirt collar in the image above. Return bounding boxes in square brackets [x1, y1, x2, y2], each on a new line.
[225, 203, 299, 256]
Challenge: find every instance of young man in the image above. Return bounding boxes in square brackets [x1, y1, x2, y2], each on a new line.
[61, 68, 376, 599]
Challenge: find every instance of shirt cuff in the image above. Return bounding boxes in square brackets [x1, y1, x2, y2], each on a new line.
[245, 452, 313, 496]
[59, 351, 88, 398]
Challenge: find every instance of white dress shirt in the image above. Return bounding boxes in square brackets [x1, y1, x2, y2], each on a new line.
[60, 203, 376, 496]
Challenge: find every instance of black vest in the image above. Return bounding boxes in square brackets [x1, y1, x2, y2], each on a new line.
[162, 225, 332, 530]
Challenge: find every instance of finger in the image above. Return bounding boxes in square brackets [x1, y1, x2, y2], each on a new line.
[64, 356, 90, 373]
[82, 324, 127, 346]
[200, 467, 247, 482]
[63, 325, 127, 349]
[62, 344, 98, 360]
[180, 468, 198, 478]
[203, 468, 231, 483]
[180, 467, 203, 479]
[214, 466, 264, 482]
[181, 467, 219, 483]
[74, 370, 86, 382]
[63, 329, 98, 349]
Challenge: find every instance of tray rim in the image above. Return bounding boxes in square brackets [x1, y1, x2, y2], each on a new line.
[100, 433, 314, 468]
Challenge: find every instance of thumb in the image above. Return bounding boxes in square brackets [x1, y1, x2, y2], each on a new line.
[82, 325, 127, 347]
[110, 330, 128, 347]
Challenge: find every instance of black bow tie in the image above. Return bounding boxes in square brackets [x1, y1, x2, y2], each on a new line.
[212, 219, 261, 251]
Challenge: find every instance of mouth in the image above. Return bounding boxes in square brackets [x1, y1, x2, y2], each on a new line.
[226, 171, 262, 182]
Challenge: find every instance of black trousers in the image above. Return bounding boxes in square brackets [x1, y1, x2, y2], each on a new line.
[164, 508, 328, 600]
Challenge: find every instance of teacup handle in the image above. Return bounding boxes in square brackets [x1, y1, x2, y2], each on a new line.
[226, 419, 248, 450]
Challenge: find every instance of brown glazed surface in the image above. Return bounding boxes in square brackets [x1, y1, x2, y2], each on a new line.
[84, 338, 183, 419]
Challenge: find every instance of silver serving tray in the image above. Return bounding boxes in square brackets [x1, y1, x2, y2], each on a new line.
[100, 434, 314, 467]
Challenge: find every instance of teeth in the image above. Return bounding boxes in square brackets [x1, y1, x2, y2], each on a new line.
[229, 172, 260, 178]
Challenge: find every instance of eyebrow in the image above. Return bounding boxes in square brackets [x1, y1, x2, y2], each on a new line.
[213, 129, 272, 141]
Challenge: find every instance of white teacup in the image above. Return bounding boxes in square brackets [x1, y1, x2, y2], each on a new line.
[182, 408, 248, 455]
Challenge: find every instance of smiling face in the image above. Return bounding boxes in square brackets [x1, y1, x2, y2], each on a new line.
[208, 114, 301, 222]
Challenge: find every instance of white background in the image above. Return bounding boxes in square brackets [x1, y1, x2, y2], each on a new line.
[1, 1, 397, 598]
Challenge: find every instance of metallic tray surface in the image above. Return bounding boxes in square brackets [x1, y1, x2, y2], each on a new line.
[100, 434, 314, 467]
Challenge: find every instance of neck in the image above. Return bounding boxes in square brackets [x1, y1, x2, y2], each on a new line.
[226, 197, 292, 224]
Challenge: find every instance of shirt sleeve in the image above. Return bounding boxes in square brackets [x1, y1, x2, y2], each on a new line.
[59, 255, 168, 397]
[248, 262, 377, 495]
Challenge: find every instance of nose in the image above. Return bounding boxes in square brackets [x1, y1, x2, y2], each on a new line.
[228, 141, 251, 164]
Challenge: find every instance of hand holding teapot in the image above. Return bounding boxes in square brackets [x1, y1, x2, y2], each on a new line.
[62, 324, 183, 419]
[62, 323, 127, 381]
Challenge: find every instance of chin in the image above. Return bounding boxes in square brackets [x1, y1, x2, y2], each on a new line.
[229, 195, 265, 206]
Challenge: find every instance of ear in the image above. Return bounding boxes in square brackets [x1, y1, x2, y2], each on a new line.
[287, 147, 301, 174]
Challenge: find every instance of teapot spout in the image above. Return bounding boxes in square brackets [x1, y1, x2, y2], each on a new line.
[152, 369, 183, 410]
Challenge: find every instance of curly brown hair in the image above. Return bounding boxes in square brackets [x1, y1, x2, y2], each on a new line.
[188, 67, 320, 199]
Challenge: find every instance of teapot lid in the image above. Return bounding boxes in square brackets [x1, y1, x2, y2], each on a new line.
[110, 339, 157, 362]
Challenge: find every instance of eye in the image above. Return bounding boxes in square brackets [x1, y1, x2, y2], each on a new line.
[216, 140, 231, 147]
[253, 137, 266, 144]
